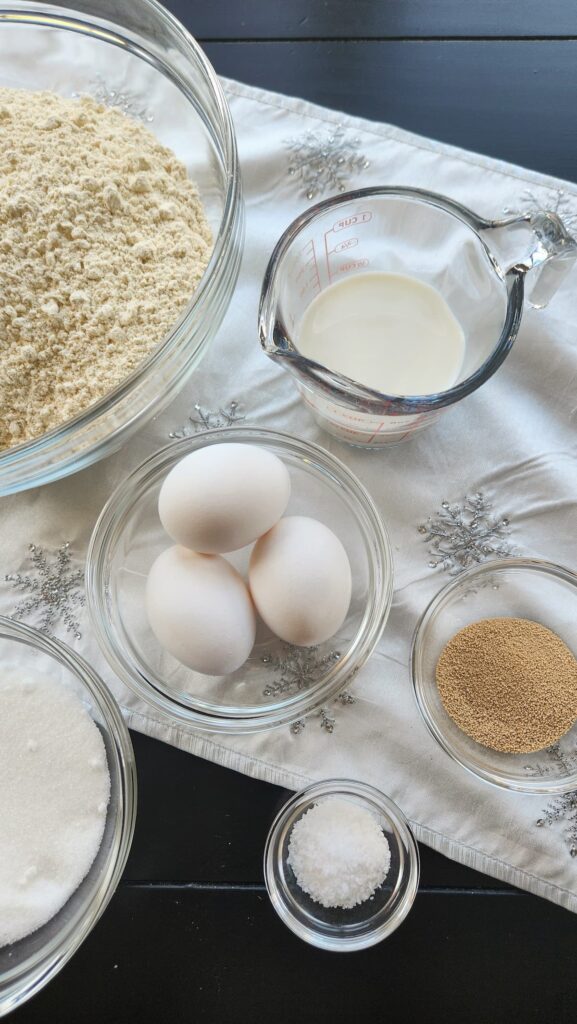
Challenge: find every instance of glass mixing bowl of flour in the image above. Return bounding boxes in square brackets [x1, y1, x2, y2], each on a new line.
[0, 617, 136, 1016]
[260, 187, 576, 447]
[86, 428, 393, 734]
[0, 1, 243, 495]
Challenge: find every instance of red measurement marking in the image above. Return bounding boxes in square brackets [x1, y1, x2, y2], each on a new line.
[324, 226, 332, 284]
[324, 211, 373, 281]
[336, 258, 370, 274]
[332, 211, 372, 232]
[367, 412, 428, 444]
[334, 237, 358, 253]
[297, 238, 321, 297]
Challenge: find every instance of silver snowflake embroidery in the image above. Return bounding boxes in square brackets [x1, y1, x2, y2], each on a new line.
[169, 401, 245, 439]
[524, 745, 577, 857]
[73, 76, 153, 123]
[285, 123, 370, 200]
[418, 493, 512, 574]
[260, 644, 355, 733]
[524, 743, 577, 780]
[5, 542, 85, 639]
[536, 793, 577, 858]
[291, 690, 356, 735]
[262, 644, 341, 698]
[504, 187, 577, 234]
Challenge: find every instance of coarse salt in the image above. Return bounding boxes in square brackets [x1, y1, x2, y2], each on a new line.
[0, 669, 110, 947]
[287, 797, 391, 909]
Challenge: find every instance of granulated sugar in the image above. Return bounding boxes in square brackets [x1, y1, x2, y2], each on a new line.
[0, 87, 212, 448]
[0, 668, 110, 947]
[287, 797, 391, 909]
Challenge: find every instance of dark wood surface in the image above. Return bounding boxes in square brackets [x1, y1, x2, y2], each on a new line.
[14, 3, 577, 1021]
[170, 0, 577, 39]
[203, 39, 577, 179]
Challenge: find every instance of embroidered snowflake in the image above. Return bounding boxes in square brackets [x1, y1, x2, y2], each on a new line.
[285, 123, 370, 200]
[4, 542, 85, 639]
[524, 745, 577, 857]
[169, 401, 245, 439]
[418, 493, 512, 574]
[504, 187, 577, 234]
[525, 743, 577, 780]
[260, 644, 355, 733]
[73, 76, 153, 123]
[262, 644, 341, 698]
[291, 690, 356, 735]
[536, 793, 577, 858]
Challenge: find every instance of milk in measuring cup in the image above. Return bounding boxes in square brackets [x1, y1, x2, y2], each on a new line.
[297, 271, 465, 396]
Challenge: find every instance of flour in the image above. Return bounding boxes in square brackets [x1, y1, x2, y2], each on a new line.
[0, 668, 110, 947]
[0, 87, 212, 448]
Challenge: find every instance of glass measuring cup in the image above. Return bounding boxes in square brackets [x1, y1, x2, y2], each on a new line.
[259, 187, 577, 446]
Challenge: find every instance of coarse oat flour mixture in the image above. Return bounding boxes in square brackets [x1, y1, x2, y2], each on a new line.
[0, 87, 212, 449]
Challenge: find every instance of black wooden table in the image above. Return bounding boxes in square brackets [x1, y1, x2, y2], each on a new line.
[16, 3, 577, 1021]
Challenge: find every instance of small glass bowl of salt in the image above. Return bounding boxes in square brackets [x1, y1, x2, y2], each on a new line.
[264, 779, 419, 951]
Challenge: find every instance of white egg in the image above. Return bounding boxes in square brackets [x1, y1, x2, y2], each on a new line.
[248, 516, 352, 647]
[158, 443, 291, 553]
[146, 546, 256, 675]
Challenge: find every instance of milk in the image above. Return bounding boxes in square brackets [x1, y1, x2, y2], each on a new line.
[297, 271, 465, 396]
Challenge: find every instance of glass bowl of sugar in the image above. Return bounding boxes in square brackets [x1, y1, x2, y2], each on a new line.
[0, 616, 136, 1015]
[264, 779, 419, 952]
[411, 557, 577, 794]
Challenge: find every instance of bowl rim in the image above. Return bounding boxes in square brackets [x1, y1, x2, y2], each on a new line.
[263, 778, 420, 952]
[0, 0, 244, 492]
[411, 556, 577, 795]
[85, 426, 394, 734]
[0, 616, 137, 1016]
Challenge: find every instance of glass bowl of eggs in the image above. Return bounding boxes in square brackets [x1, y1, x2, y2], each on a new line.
[263, 779, 420, 951]
[411, 557, 577, 794]
[86, 427, 393, 733]
[0, 616, 136, 1015]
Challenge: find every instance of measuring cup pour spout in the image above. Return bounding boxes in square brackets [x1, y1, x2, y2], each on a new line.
[259, 187, 577, 448]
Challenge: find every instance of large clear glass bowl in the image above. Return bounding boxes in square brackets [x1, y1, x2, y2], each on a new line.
[0, 1, 243, 495]
[86, 427, 394, 734]
[411, 558, 577, 794]
[264, 779, 419, 951]
[0, 617, 136, 1017]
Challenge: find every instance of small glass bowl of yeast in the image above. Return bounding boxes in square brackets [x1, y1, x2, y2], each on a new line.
[264, 779, 419, 951]
[86, 427, 393, 734]
[0, 617, 136, 1016]
[411, 557, 577, 794]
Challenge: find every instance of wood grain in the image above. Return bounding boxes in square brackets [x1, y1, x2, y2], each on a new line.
[166, 0, 577, 40]
[16, 887, 577, 1024]
[205, 40, 577, 182]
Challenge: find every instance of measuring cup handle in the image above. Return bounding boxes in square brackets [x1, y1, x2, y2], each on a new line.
[496, 209, 577, 309]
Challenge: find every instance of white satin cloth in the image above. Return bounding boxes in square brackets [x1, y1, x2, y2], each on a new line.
[2, 49, 577, 910]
